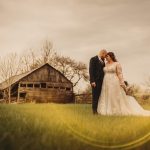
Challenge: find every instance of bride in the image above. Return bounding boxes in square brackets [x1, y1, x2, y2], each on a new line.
[97, 52, 150, 116]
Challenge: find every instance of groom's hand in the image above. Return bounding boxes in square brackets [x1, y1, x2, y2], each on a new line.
[91, 82, 96, 87]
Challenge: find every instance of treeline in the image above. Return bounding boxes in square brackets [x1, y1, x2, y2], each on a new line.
[0, 40, 89, 92]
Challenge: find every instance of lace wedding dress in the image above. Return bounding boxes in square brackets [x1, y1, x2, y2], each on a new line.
[97, 62, 150, 116]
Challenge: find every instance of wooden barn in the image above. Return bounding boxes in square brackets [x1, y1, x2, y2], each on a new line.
[0, 63, 74, 103]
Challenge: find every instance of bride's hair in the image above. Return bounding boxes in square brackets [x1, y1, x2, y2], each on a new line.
[107, 52, 117, 62]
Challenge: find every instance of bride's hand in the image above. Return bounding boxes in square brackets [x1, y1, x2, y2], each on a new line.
[121, 85, 127, 94]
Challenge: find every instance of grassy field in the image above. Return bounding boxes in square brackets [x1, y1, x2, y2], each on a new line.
[0, 103, 150, 150]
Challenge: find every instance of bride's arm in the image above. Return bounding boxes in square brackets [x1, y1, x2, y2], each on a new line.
[116, 62, 127, 91]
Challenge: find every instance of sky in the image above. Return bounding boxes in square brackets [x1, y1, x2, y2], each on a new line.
[0, 0, 150, 88]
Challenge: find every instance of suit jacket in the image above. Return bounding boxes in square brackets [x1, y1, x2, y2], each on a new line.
[89, 55, 105, 83]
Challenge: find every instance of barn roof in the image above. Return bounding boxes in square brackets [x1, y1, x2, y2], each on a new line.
[0, 63, 72, 90]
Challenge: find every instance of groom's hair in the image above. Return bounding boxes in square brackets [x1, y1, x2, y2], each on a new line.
[99, 49, 107, 54]
[99, 49, 107, 57]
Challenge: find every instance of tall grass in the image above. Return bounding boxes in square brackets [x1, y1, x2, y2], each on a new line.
[0, 104, 149, 150]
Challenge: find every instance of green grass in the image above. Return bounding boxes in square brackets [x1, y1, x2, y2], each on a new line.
[0, 103, 150, 150]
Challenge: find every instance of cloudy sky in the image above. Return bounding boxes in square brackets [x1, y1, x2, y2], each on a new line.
[0, 0, 150, 86]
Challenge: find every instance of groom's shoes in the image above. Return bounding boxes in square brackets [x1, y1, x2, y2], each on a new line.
[93, 111, 98, 115]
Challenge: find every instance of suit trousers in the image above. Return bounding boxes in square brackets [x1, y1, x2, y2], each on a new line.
[92, 80, 103, 113]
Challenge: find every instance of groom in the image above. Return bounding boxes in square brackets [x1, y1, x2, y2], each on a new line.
[89, 49, 107, 114]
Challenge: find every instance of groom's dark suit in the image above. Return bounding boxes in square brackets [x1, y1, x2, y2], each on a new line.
[89, 55, 105, 113]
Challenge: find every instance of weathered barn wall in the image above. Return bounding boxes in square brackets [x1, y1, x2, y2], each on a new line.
[0, 63, 74, 103]
[17, 64, 74, 103]
[21, 65, 69, 83]
[18, 82, 74, 103]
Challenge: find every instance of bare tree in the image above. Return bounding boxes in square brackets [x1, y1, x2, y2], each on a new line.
[20, 50, 34, 73]
[21, 41, 56, 72]
[20, 40, 88, 88]
[40, 40, 56, 64]
[0, 53, 22, 103]
[20, 48, 43, 72]
[53, 55, 88, 87]
[128, 83, 141, 96]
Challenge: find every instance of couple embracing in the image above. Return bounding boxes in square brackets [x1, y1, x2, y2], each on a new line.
[89, 49, 150, 116]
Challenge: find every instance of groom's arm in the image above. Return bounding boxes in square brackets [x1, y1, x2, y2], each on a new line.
[89, 57, 95, 84]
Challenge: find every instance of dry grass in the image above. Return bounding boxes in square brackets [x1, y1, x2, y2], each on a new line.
[0, 103, 149, 150]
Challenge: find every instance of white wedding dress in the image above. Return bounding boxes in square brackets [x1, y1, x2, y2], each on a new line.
[97, 62, 150, 116]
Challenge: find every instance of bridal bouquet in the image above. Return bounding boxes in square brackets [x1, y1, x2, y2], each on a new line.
[125, 86, 134, 96]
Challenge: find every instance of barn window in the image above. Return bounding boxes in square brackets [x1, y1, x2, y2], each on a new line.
[27, 84, 33, 88]
[54, 87, 59, 89]
[60, 87, 65, 89]
[20, 84, 26, 87]
[41, 83, 46, 88]
[47, 85, 53, 88]
[66, 88, 71, 91]
[19, 92, 26, 98]
[34, 84, 40, 88]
